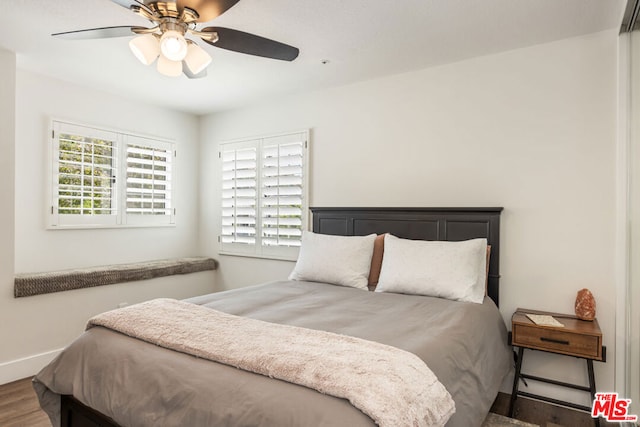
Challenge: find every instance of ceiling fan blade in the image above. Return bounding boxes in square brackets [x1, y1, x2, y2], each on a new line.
[176, 0, 241, 22]
[110, 0, 152, 12]
[182, 62, 208, 79]
[200, 27, 299, 61]
[52, 26, 139, 40]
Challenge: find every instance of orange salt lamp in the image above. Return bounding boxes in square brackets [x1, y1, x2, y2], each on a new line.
[575, 288, 596, 321]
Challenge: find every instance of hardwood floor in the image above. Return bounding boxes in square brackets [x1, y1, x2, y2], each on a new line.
[491, 392, 618, 427]
[0, 378, 620, 427]
[0, 377, 51, 427]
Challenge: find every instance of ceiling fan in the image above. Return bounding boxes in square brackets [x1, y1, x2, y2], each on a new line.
[52, 0, 300, 78]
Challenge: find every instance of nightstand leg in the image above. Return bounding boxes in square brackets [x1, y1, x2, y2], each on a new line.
[587, 359, 599, 427]
[509, 347, 525, 417]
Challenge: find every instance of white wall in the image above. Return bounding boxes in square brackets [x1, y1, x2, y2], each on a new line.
[0, 70, 214, 384]
[0, 48, 17, 379]
[200, 31, 619, 404]
[15, 70, 202, 272]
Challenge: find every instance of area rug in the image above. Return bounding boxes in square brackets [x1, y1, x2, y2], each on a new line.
[482, 412, 540, 427]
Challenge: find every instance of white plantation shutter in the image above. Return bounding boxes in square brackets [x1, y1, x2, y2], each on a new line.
[221, 142, 258, 253]
[261, 135, 304, 250]
[124, 136, 175, 226]
[220, 130, 309, 260]
[49, 120, 175, 229]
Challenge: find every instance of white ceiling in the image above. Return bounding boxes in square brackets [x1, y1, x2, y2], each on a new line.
[0, 0, 626, 115]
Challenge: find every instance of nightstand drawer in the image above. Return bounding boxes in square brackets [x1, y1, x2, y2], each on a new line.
[512, 324, 600, 359]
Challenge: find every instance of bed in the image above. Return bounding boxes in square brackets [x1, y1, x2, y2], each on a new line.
[34, 207, 511, 427]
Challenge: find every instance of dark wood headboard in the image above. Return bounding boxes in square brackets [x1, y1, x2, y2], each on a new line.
[311, 207, 503, 306]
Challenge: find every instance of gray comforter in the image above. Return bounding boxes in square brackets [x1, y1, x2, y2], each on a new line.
[34, 280, 511, 427]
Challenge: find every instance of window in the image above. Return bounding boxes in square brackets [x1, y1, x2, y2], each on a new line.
[220, 130, 309, 260]
[49, 120, 175, 229]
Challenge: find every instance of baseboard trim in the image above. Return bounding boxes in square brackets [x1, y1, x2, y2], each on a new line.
[0, 348, 63, 385]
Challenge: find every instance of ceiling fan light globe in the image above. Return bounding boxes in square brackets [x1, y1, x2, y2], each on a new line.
[129, 34, 160, 65]
[160, 30, 188, 61]
[157, 54, 183, 77]
[184, 42, 212, 75]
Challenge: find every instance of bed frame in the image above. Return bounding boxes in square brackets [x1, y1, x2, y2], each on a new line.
[59, 206, 503, 427]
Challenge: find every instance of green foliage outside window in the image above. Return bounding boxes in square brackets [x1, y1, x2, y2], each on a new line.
[58, 134, 114, 215]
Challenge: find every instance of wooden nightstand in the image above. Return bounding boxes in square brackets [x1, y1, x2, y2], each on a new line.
[508, 308, 605, 427]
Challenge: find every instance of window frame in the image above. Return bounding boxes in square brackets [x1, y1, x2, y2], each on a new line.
[48, 119, 176, 230]
[219, 130, 310, 261]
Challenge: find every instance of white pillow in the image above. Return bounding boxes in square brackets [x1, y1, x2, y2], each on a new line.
[375, 235, 487, 304]
[288, 231, 376, 290]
